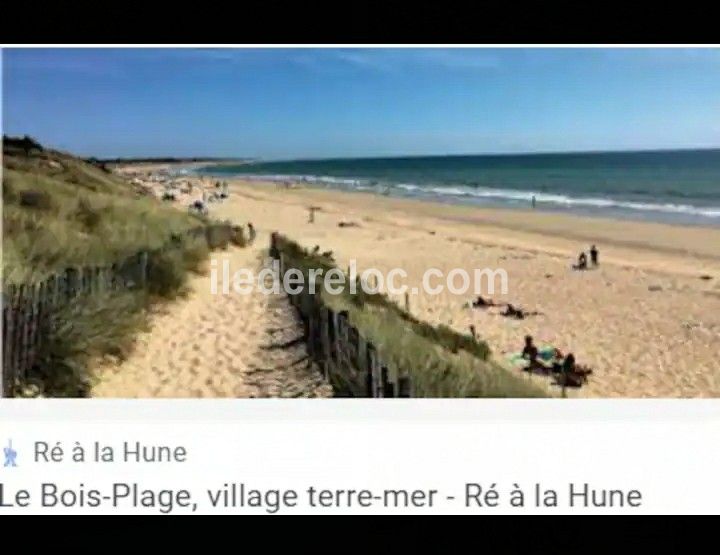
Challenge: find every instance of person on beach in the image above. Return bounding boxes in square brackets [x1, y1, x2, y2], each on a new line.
[472, 295, 497, 308]
[503, 304, 526, 319]
[590, 245, 599, 266]
[520, 336, 551, 373]
[522, 336, 537, 360]
[531, 195, 537, 209]
[574, 251, 588, 271]
[562, 353, 576, 374]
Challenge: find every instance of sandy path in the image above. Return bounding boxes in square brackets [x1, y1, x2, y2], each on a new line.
[91, 237, 332, 398]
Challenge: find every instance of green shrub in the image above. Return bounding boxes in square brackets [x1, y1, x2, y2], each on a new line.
[75, 198, 103, 231]
[181, 236, 210, 273]
[147, 249, 187, 298]
[19, 189, 54, 210]
[230, 225, 247, 247]
[28, 291, 149, 397]
[2, 176, 18, 204]
[205, 223, 233, 250]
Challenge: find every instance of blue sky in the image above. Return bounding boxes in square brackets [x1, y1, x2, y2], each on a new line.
[2, 47, 719, 159]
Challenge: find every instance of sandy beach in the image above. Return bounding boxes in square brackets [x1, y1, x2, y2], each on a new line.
[111, 169, 720, 398]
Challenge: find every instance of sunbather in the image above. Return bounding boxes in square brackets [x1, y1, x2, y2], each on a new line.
[573, 252, 588, 271]
[472, 295, 497, 308]
[503, 304, 526, 319]
[554, 353, 594, 387]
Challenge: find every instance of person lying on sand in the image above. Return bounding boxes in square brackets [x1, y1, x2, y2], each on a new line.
[502, 304, 542, 319]
[522, 345, 553, 374]
[472, 295, 498, 308]
[553, 353, 594, 387]
[503, 304, 525, 319]
[573, 251, 588, 271]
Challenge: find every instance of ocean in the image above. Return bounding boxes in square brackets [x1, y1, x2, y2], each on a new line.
[196, 150, 720, 226]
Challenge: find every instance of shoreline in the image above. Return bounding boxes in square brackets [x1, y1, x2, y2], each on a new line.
[190, 152, 720, 230]
[195, 172, 720, 229]
[226, 179, 720, 276]
[114, 162, 720, 275]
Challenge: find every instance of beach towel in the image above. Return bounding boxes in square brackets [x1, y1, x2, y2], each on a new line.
[508, 345, 558, 367]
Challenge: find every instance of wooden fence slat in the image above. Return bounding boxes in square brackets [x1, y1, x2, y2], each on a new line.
[320, 307, 331, 381]
[332, 311, 342, 370]
[14, 285, 26, 382]
[381, 366, 395, 398]
[2, 304, 13, 397]
[397, 376, 412, 398]
[139, 251, 149, 288]
[366, 342, 377, 398]
[11, 291, 20, 385]
[26, 282, 41, 376]
[17, 289, 26, 384]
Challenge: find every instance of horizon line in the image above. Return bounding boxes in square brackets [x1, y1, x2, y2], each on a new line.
[205, 145, 720, 166]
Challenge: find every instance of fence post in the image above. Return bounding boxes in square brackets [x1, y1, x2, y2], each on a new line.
[2, 302, 12, 398]
[320, 307, 331, 380]
[53, 273, 61, 304]
[270, 232, 278, 258]
[306, 295, 315, 360]
[338, 311, 350, 373]
[366, 343, 378, 398]
[19, 285, 32, 386]
[332, 310, 341, 370]
[25, 282, 41, 376]
[11, 285, 23, 382]
[65, 268, 79, 299]
[42, 275, 52, 306]
[381, 366, 395, 398]
[397, 376, 413, 398]
[82, 268, 90, 295]
[139, 251, 149, 288]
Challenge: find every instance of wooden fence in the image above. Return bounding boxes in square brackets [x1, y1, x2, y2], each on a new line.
[1, 223, 241, 398]
[271, 233, 412, 398]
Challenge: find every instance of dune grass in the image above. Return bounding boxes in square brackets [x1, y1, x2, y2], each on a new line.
[273, 234, 546, 398]
[2, 142, 220, 396]
[2, 150, 206, 285]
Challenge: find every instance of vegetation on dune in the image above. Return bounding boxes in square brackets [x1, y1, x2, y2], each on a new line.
[1, 137, 227, 397]
[2, 141, 206, 285]
[273, 235, 546, 398]
[25, 292, 152, 397]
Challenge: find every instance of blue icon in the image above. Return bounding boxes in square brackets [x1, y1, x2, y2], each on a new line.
[3, 440, 17, 468]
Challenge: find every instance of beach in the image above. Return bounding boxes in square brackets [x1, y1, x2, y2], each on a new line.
[126, 170, 720, 398]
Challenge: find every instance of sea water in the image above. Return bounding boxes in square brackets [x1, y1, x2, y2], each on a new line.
[198, 149, 720, 227]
